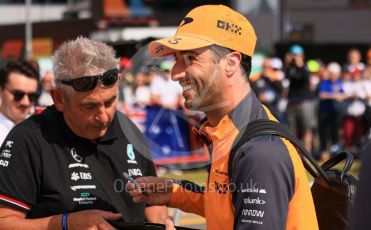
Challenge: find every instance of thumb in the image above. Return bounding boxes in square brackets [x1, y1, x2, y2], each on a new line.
[97, 211, 123, 221]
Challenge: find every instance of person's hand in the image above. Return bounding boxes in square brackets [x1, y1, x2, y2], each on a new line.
[165, 216, 176, 230]
[67, 210, 123, 230]
[127, 176, 173, 206]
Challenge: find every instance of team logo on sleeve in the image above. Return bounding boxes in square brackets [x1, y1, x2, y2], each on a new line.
[0, 140, 14, 167]
[127, 144, 137, 164]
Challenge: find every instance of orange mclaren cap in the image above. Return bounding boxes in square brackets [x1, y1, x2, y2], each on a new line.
[148, 5, 257, 57]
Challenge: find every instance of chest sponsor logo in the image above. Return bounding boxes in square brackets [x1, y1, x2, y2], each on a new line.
[70, 185, 96, 191]
[71, 148, 82, 163]
[214, 181, 229, 194]
[242, 209, 265, 218]
[0, 159, 9, 167]
[5, 141, 13, 148]
[126, 144, 137, 164]
[0, 149, 12, 158]
[68, 163, 89, 168]
[241, 219, 263, 225]
[71, 172, 92, 181]
[240, 180, 267, 194]
[73, 192, 97, 205]
[241, 188, 267, 194]
[214, 168, 228, 177]
[128, 168, 143, 177]
[244, 197, 266, 205]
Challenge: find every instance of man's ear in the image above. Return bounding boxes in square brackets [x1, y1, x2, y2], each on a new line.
[225, 52, 242, 76]
[50, 88, 65, 112]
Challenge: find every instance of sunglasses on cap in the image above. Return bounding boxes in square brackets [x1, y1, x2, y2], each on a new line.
[59, 69, 119, 92]
[6, 88, 39, 103]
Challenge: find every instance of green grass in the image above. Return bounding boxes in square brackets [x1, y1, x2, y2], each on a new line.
[163, 160, 362, 184]
[164, 169, 208, 184]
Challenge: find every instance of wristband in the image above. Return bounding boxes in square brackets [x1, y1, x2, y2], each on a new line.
[62, 213, 68, 230]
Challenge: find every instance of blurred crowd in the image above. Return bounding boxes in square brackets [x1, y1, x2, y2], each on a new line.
[1, 45, 371, 162]
[250, 46, 371, 160]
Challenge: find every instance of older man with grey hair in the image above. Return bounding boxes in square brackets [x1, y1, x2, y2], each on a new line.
[0, 37, 167, 229]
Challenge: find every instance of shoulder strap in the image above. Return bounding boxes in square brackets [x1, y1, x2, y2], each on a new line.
[228, 119, 330, 183]
[85, 155, 133, 222]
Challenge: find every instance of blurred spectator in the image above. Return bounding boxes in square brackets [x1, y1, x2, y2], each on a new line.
[364, 48, 371, 79]
[133, 70, 151, 106]
[342, 69, 367, 151]
[251, 57, 285, 119]
[121, 69, 152, 133]
[363, 50, 371, 132]
[284, 44, 317, 153]
[37, 71, 54, 106]
[306, 59, 322, 91]
[0, 59, 40, 145]
[318, 62, 345, 160]
[150, 60, 182, 109]
[344, 48, 365, 77]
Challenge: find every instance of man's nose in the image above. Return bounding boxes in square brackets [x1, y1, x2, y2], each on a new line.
[95, 107, 110, 124]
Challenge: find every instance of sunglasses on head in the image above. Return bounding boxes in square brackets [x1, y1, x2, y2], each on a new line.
[6, 89, 39, 103]
[59, 68, 119, 92]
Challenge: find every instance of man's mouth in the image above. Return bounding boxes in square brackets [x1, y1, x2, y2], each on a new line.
[181, 84, 194, 92]
[179, 79, 195, 93]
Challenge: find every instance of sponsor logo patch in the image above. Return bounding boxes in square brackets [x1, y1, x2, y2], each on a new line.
[180, 17, 193, 27]
[68, 163, 89, 168]
[5, 141, 13, 148]
[241, 219, 263, 225]
[127, 144, 137, 164]
[244, 197, 266, 205]
[0, 159, 9, 167]
[70, 185, 96, 191]
[128, 168, 143, 177]
[0, 149, 11, 158]
[71, 148, 82, 163]
[215, 181, 229, 194]
[71, 172, 92, 181]
[73, 196, 97, 205]
[242, 209, 265, 218]
[216, 20, 242, 35]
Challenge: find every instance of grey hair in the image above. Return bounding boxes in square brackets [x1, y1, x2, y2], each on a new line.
[52, 36, 118, 91]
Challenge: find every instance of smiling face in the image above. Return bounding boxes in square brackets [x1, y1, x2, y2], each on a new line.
[0, 72, 38, 124]
[52, 80, 118, 141]
[171, 47, 225, 111]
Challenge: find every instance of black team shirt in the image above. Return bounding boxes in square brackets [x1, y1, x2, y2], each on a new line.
[0, 106, 156, 220]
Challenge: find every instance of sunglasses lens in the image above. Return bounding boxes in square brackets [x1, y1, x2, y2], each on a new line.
[101, 70, 118, 86]
[73, 77, 96, 92]
[28, 93, 39, 103]
[13, 91, 25, 101]
[61, 69, 119, 92]
[11, 90, 39, 103]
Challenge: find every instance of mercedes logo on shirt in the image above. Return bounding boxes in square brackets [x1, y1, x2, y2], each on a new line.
[71, 148, 82, 163]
